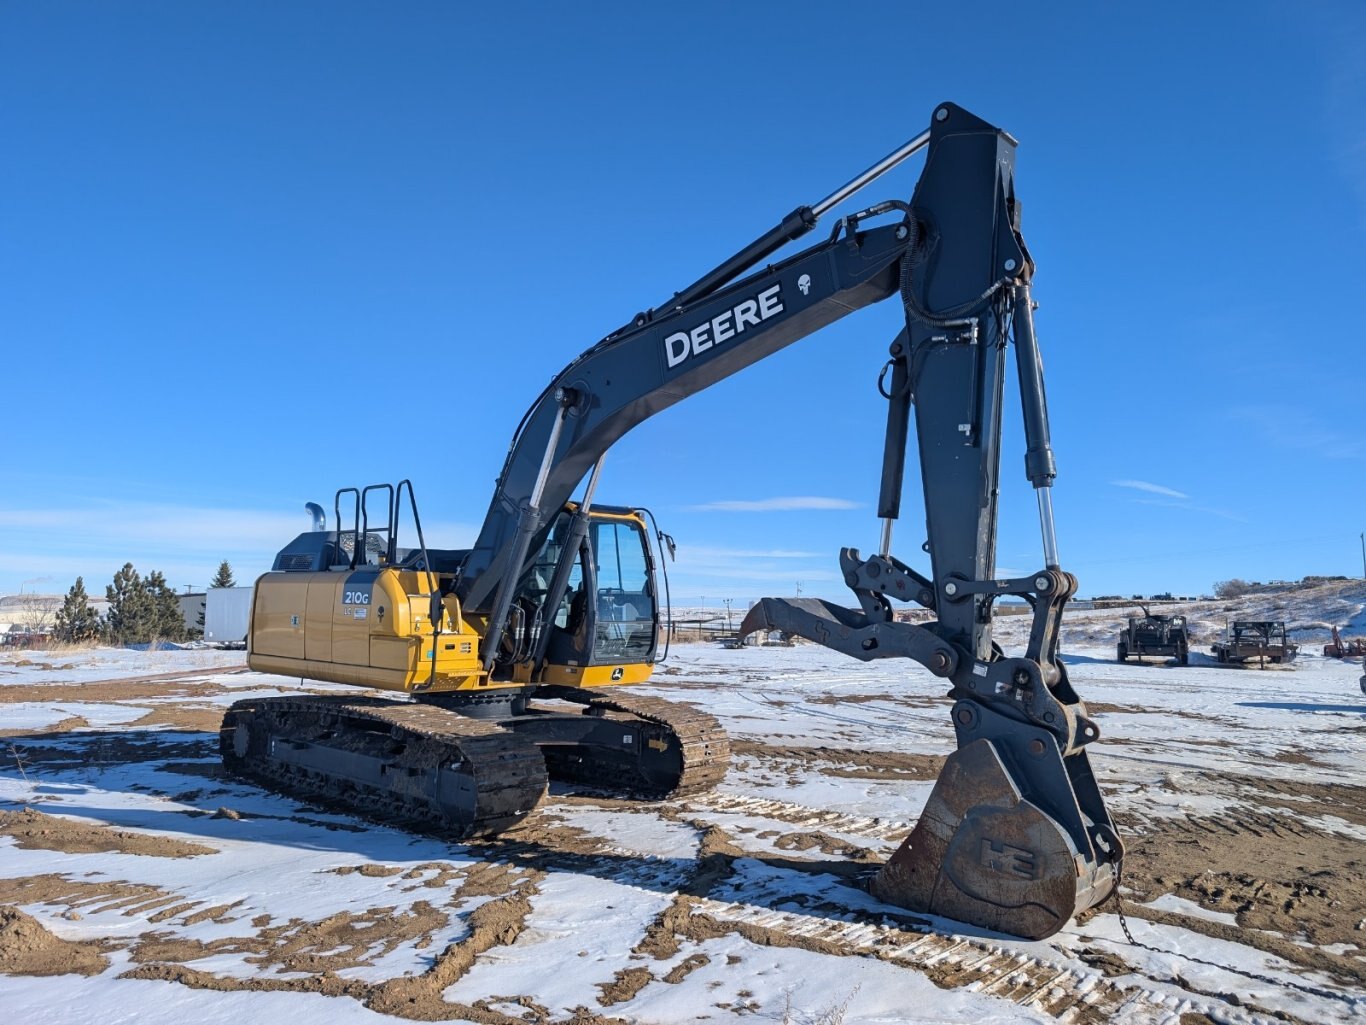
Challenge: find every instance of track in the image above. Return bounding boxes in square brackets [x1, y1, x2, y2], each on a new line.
[539, 688, 731, 796]
[220, 689, 730, 838]
[220, 696, 549, 838]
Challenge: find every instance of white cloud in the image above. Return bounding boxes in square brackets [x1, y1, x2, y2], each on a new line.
[688, 496, 861, 512]
[1130, 498, 1249, 523]
[1228, 405, 1363, 461]
[1111, 479, 1189, 500]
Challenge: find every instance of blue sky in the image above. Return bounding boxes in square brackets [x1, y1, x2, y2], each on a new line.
[1, 1, 1363, 606]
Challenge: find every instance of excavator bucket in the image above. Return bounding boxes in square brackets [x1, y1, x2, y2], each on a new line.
[871, 735, 1116, 939]
[738, 597, 1120, 940]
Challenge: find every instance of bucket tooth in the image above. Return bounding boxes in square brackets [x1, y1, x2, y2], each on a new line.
[872, 738, 1115, 940]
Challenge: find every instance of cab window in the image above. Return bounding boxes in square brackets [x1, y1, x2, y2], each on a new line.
[591, 519, 655, 662]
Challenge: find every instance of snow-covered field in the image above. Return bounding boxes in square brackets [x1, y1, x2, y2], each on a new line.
[1, 588, 1363, 1025]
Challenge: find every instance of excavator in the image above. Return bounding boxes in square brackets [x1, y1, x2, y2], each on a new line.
[223, 102, 1122, 941]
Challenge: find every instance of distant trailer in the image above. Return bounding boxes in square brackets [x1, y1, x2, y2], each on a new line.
[205, 586, 254, 646]
[1212, 621, 1298, 665]
[1117, 604, 1190, 665]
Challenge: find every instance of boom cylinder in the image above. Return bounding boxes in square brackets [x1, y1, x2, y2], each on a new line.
[481, 392, 575, 670]
[666, 129, 932, 312]
[529, 456, 607, 668]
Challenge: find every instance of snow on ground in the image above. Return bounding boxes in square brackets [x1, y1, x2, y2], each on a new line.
[0, 591, 1363, 1025]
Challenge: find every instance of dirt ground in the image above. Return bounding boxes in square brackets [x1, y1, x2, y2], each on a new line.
[1107, 774, 1366, 986]
[1, 653, 1362, 1024]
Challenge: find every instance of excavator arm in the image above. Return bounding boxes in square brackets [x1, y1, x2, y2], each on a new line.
[454, 102, 1120, 938]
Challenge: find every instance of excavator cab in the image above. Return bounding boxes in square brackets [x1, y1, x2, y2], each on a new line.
[517, 505, 662, 686]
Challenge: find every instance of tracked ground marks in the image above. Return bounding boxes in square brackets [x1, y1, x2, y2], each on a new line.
[1115, 805, 1365, 982]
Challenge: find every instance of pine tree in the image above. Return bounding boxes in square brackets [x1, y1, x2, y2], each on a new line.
[144, 570, 188, 643]
[54, 577, 103, 643]
[106, 563, 153, 644]
[210, 560, 236, 589]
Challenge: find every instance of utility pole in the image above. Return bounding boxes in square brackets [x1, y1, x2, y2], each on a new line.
[1360, 532, 1365, 579]
[723, 597, 733, 631]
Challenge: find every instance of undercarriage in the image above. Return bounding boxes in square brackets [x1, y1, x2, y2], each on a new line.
[220, 688, 730, 838]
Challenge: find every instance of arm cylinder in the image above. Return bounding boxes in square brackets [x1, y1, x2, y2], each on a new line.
[1011, 284, 1061, 569]
[1011, 284, 1057, 489]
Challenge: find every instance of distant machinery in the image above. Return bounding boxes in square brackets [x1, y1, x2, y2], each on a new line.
[1116, 604, 1190, 665]
[1212, 621, 1298, 665]
[1322, 626, 1366, 658]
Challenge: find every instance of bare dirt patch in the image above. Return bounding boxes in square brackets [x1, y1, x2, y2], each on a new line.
[662, 951, 709, 984]
[1114, 803, 1366, 986]
[0, 671, 244, 705]
[123, 890, 540, 1023]
[3, 660, 79, 672]
[0, 876, 526, 1012]
[596, 965, 653, 1005]
[1217, 773, 1366, 828]
[805, 692, 937, 707]
[769, 830, 879, 861]
[0, 905, 110, 976]
[0, 808, 216, 858]
[330, 862, 406, 878]
[126, 705, 233, 732]
[1084, 702, 1145, 716]
[730, 740, 944, 781]
[0, 714, 92, 738]
[131, 900, 449, 974]
[0, 873, 182, 921]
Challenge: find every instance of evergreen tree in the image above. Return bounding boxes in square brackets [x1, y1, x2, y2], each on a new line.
[144, 570, 188, 643]
[210, 560, 236, 589]
[106, 563, 153, 644]
[54, 577, 103, 643]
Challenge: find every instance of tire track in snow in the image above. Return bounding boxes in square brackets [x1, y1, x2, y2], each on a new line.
[681, 791, 911, 840]
[486, 811, 1322, 1025]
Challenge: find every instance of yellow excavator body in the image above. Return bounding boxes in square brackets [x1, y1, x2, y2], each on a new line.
[247, 506, 659, 695]
[248, 567, 491, 693]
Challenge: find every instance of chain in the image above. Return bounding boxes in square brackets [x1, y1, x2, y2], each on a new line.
[1107, 859, 1359, 1007]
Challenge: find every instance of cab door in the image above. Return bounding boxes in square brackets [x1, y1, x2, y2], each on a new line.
[587, 514, 657, 665]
